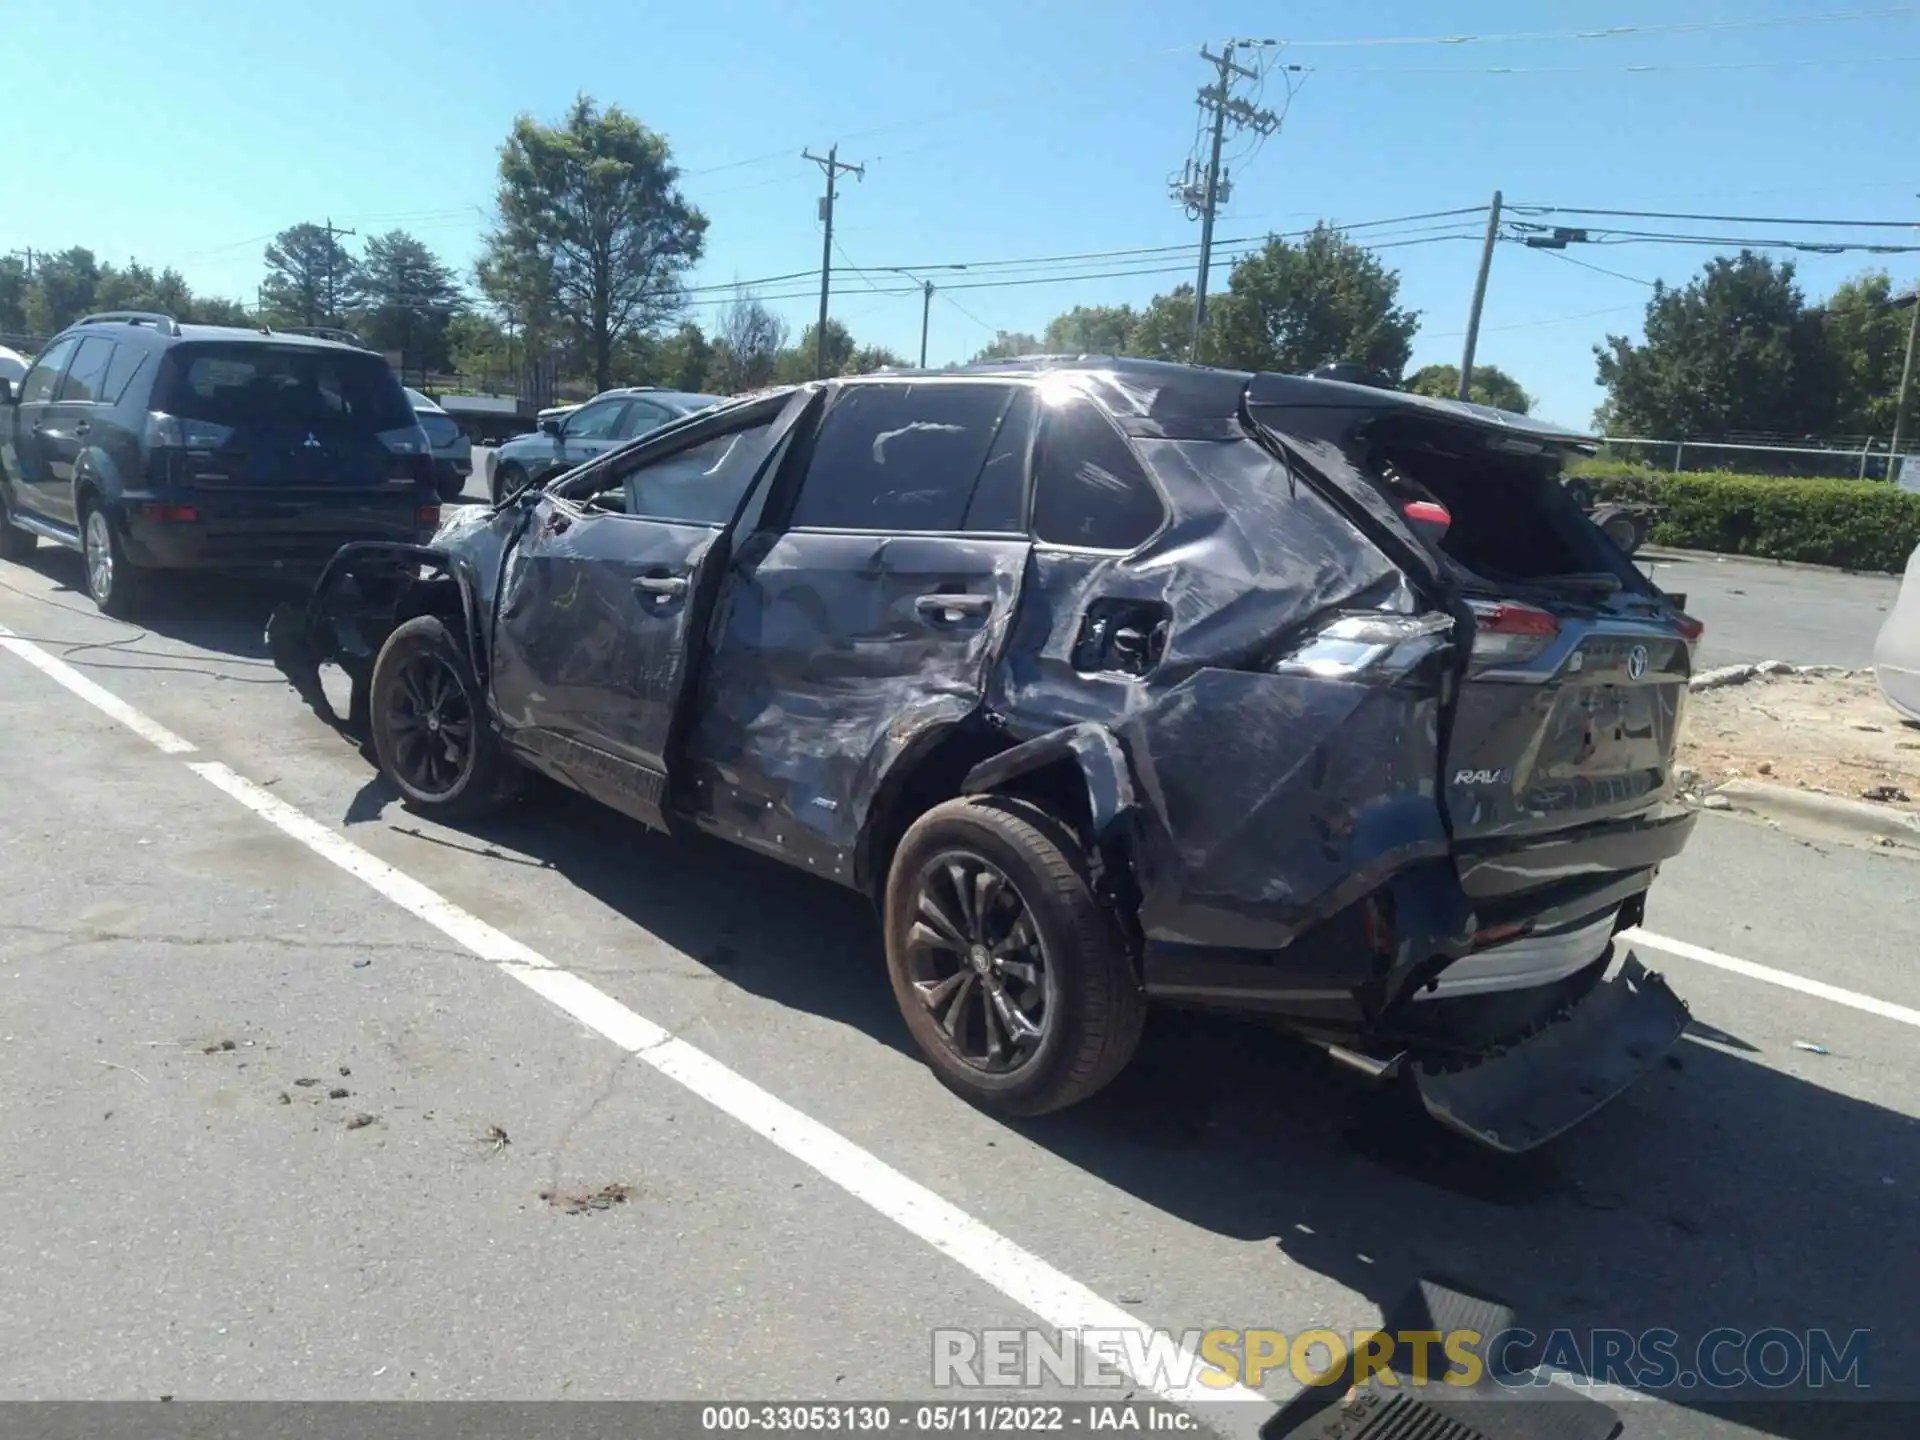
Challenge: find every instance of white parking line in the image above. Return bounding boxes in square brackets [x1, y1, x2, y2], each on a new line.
[1624, 927, 1920, 1030]
[0, 631, 1265, 1412]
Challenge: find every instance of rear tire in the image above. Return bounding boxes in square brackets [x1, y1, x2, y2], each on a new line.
[435, 466, 467, 503]
[80, 501, 145, 620]
[0, 487, 36, 561]
[883, 795, 1145, 1116]
[369, 614, 520, 822]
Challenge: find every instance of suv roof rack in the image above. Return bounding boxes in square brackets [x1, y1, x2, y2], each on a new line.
[77, 311, 181, 337]
[276, 324, 367, 348]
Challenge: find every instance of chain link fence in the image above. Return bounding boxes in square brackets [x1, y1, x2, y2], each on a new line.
[1596, 434, 1914, 483]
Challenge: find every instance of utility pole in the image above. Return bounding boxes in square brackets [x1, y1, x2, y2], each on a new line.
[802, 146, 864, 379]
[1891, 285, 1920, 471]
[1173, 43, 1277, 363]
[919, 280, 933, 369]
[7, 247, 36, 280]
[1458, 190, 1504, 403]
[322, 217, 357, 323]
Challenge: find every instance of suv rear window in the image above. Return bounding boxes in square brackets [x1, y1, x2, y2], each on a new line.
[153, 344, 414, 430]
[1032, 395, 1165, 550]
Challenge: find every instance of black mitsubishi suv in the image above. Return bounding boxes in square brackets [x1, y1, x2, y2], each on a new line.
[269, 358, 1703, 1152]
[0, 312, 440, 618]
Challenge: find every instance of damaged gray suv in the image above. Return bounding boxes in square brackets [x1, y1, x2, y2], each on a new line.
[269, 358, 1704, 1150]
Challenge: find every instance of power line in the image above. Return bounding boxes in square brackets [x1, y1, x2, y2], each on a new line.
[1510, 205, 1920, 229]
[1300, 51, 1920, 75]
[1522, 246, 1659, 287]
[1265, 6, 1919, 48]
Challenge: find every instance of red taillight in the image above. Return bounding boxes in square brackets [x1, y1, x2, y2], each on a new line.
[417, 506, 441, 528]
[1403, 499, 1451, 530]
[1474, 602, 1559, 637]
[141, 503, 199, 524]
[1674, 612, 1705, 642]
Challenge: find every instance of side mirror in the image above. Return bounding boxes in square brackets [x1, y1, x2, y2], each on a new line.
[539, 417, 563, 437]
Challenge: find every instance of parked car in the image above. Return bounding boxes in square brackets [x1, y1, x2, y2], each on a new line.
[1874, 536, 1920, 722]
[406, 387, 473, 503]
[0, 344, 29, 390]
[269, 359, 1703, 1148]
[487, 387, 722, 503]
[0, 311, 439, 618]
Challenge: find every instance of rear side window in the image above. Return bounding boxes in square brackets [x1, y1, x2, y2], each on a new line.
[18, 336, 79, 405]
[57, 337, 117, 403]
[99, 342, 149, 406]
[790, 382, 1016, 533]
[1032, 396, 1165, 550]
[154, 344, 415, 430]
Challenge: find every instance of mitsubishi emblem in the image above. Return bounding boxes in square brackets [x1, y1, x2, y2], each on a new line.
[302, 432, 322, 449]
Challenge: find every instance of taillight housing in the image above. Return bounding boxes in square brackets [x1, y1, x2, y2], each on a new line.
[145, 412, 235, 450]
[1272, 612, 1454, 680]
[1467, 599, 1561, 668]
[417, 505, 442, 530]
[1673, 612, 1705, 644]
[379, 423, 432, 456]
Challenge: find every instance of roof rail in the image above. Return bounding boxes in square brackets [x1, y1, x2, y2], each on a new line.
[278, 324, 367, 348]
[77, 310, 181, 337]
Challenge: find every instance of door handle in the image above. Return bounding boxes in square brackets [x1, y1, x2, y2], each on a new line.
[916, 593, 993, 621]
[633, 574, 688, 599]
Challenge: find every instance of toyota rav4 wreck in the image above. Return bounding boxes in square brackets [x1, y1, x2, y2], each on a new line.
[267, 358, 1702, 1151]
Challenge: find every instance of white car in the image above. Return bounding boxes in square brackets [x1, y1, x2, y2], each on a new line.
[405, 387, 474, 503]
[0, 345, 29, 390]
[1873, 537, 1920, 722]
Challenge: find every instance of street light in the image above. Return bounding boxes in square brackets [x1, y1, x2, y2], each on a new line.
[883, 265, 968, 368]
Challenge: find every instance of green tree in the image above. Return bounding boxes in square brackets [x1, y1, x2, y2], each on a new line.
[1595, 251, 1833, 438]
[1042, 304, 1137, 355]
[355, 230, 466, 372]
[1122, 286, 1202, 362]
[24, 248, 102, 335]
[446, 312, 515, 382]
[1207, 224, 1419, 378]
[262, 223, 361, 327]
[481, 94, 708, 392]
[654, 323, 714, 392]
[192, 296, 253, 327]
[1405, 362, 1533, 414]
[0, 255, 28, 335]
[1820, 270, 1911, 435]
[777, 320, 855, 383]
[844, 343, 905, 375]
[967, 330, 1041, 363]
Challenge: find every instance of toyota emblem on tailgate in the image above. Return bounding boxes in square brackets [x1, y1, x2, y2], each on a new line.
[1626, 644, 1649, 680]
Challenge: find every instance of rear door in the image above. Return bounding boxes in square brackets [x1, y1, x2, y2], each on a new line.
[682, 378, 1034, 880]
[41, 336, 118, 526]
[487, 391, 812, 829]
[552, 397, 631, 475]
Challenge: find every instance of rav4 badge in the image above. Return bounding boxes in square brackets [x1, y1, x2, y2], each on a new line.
[1453, 768, 1513, 786]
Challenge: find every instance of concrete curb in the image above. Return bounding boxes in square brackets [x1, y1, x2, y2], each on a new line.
[1639, 544, 1900, 578]
[1708, 778, 1920, 851]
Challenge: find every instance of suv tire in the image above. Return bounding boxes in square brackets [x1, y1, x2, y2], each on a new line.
[80, 501, 145, 620]
[369, 614, 520, 822]
[0, 488, 36, 561]
[883, 795, 1145, 1116]
[436, 466, 468, 504]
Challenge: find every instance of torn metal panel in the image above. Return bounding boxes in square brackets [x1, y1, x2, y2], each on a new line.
[961, 722, 1136, 838]
[684, 529, 1031, 883]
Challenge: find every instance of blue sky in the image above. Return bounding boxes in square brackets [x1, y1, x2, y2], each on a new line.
[4, 0, 1917, 427]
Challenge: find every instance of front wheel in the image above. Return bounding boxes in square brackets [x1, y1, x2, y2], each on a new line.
[369, 615, 519, 821]
[883, 796, 1145, 1116]
[490, 461, 527, 508]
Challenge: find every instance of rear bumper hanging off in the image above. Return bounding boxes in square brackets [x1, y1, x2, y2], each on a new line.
[1411, 952, 1690, 1153]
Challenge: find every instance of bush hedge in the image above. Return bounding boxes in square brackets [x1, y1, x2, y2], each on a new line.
[1568, 463, 1920, 573]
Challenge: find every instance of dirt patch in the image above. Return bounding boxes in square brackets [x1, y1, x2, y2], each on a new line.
[1680, 671, 1920, 816]
[540, 1182, 634, 1215]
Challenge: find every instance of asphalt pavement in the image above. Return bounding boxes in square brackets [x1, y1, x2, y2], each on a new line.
[1, 521, 1916, 1439]
[1638, 549, 1900, 671]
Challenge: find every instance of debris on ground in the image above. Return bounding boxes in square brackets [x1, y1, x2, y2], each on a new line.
[345, 1113, 377, 1130]
[481, 1124, 510, 1155]
[1679, 669, 1920, 818]
[1701, 794, 1732, 811]
[292, 1077, 321, 1087]
[202, 1040, 236, 1054]
[328, 1087, 350, 1100]
[540, 1182, 633, 1214]
[338, 1066, 351, 1076]
[1792, 1041, 1832, 1056]
[277, 1092, 292, 1105]
[351, 958, 372, 969]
